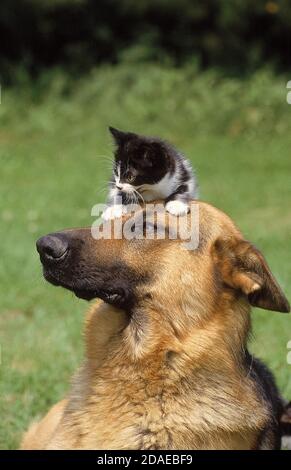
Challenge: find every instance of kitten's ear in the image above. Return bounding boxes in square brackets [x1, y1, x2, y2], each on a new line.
[109, 127, 131, 146]
[213, 238, 290, 313]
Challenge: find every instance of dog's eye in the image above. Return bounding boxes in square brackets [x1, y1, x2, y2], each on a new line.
[126, 172, 135, 183]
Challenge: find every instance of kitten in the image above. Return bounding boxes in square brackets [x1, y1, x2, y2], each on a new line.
[102, 127, 198, 220]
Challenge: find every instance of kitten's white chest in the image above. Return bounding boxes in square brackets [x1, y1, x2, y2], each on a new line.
[141, 173, 176, 201]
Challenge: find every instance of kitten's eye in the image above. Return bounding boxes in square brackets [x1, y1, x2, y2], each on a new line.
[126, 172, 135, 183]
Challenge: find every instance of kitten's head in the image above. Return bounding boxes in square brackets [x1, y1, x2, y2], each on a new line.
[109, 127, 174, 193]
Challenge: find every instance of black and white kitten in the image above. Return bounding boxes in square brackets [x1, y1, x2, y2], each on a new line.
[102, 127, 198, 220]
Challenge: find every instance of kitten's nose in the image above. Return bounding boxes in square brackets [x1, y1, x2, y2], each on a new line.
[116, 184, 122, 190]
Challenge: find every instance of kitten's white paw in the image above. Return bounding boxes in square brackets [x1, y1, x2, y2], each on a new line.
[166, 200, 189, 216]
[102, 205, 127, 220]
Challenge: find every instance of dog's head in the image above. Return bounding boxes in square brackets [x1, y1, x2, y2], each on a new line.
[36, 202, 289, 327]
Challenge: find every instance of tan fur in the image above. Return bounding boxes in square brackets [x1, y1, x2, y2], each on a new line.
[21, 400, 68, 450]
[21, 201, 289, 450]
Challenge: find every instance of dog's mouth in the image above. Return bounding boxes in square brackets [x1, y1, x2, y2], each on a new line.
[43, 269, 129, 306]
[43, 270, 97, 300]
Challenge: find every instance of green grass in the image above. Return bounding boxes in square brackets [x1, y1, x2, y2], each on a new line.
[0, 64, 291, 449]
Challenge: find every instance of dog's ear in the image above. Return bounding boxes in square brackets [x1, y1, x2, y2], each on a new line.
[109, 127, 134, 146]
[213, 238, 290, 313]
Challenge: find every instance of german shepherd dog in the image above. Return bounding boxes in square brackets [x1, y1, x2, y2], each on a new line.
[21, 201, 291, 450]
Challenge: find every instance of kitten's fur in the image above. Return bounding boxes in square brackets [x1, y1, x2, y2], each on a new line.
[102, 127, 198, 220]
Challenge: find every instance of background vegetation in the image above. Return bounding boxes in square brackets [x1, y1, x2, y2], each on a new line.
[0, 1, 290, 450]
[1, 0, 291, 83]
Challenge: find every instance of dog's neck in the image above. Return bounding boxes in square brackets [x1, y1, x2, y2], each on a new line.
[67, 298, 265, 451]
[85, 296, 251, 377]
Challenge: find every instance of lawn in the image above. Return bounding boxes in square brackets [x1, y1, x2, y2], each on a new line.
[0, 64, 290, 449]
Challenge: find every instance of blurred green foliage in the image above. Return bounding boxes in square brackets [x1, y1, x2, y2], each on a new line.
[1, 64, 289, 138]
[1, 0, 291, 83]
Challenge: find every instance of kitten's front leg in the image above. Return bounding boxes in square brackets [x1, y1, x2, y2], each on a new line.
[165, 196, 190, 216]
[102, 188, 128, 221]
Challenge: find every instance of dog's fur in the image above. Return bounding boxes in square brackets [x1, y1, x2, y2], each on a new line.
[21, 201, 290, 450]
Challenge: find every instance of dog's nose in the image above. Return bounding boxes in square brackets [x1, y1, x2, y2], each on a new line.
[36, 234, 69, 261]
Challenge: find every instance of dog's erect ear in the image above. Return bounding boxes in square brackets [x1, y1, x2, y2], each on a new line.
[213, 238, 290, 313]
[109, 127, 134, 146]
